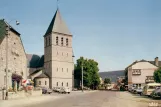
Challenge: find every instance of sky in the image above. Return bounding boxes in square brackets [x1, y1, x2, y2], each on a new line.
[0, 0, 161, 72]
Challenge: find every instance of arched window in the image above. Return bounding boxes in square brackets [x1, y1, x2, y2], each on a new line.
[57, 68, 58, 72]
[57, 82, 58, 86]
[66, 38, 68, 46]
[61, 37, 63, 46]
[62, 82, 63, 86]
[62, 68, 63, 72]
[67, 82, 68, 87]
[67, 68, 68, 72]
[56, 37, 58, 45]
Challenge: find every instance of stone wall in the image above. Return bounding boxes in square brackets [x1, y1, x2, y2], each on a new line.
[0, 30, 27, 89]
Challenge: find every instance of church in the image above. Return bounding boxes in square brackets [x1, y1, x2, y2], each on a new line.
[0, 8, 74, 90]
[27, 8, 74, 89]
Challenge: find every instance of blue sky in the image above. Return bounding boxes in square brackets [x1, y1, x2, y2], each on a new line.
[1, 0, 161, 72]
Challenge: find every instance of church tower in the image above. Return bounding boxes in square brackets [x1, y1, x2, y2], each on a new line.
[44, 9, 74, 89]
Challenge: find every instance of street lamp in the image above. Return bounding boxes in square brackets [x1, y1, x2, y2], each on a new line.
[5, 19, 20, 100]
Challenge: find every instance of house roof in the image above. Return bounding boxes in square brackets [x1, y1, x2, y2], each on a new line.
[0, 19, 20, 41]
[44, 9, 72, 36]
[126, 59, 160, 69]
[149, 61, 161, 67]
[36, 73, 49, 78]
[26, 54, 44, 68]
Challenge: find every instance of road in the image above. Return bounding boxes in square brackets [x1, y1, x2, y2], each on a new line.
[22, 91, 151, 107]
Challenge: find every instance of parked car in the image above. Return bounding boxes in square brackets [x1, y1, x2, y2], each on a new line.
[42, 87, 52, 94]
[150, 87, 161, 98]
[143, 83, 161, 96]
[59, 87, 71, 94]
[56, 87, 61, 92]
[132, 87, 137, 93]
[136, 87, 143, 95]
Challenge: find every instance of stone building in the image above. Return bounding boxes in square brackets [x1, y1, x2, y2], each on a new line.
[44, 9, 74, 89]
[0, 19, 27, 90]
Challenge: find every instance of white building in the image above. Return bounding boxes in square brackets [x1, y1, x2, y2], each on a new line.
[127, 57, 161, 88]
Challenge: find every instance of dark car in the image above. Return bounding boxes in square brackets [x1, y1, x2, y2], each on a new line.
[150, 87, 161, 99]
[42, 87, 52, 94]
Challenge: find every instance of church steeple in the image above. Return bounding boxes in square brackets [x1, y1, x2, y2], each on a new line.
[44, 9, 72, 36]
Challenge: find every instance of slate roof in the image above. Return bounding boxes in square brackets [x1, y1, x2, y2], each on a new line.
[125, 59, 161, 70]
[44, 9, 72, 36]
[26, 54, 44, 68]
[0, 19, 20, 41]
[36, 73, 49, 78]
[149, 61, 161, 67]
[99, 70, 125, 82]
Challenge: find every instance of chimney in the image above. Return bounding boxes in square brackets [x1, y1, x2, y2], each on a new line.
[155, 57, 159, 66]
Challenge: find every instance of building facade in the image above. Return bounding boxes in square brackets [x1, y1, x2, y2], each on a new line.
[44, 9, 74, 89]
[0, 20, 27, 90]
[127, 57, 161, 88]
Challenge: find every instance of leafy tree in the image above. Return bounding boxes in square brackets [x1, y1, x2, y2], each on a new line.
[154, 67, 161, 83]
[74, 57, 100, 89]
[104, 78, 111, 89]
[104, 78, 111, 84]
[124, 69, 128, 85]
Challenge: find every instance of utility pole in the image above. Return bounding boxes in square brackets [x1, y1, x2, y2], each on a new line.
[81, 62, 83, 92]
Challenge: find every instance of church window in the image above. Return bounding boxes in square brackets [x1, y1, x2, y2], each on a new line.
[67, 82, 68, 87]
[66, 38, 68, 46]
[62, 82, 63, 86]
[67, 68, 68, 72]
[56, 37, 58, 45]
[46, 37, 48, 46]
[61, 37, 63, 46]
[57, 82, 58, 86]
[62, 68, 63, 72]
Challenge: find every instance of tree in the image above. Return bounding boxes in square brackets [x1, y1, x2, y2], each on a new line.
[154, 67, 161, 83]
[104, 78, 111, 89]
[74, 57, 100, 89]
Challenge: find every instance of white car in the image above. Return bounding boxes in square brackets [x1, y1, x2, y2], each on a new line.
[59, 87, 70, 94]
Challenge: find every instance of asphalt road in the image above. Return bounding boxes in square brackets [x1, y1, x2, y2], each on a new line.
[23, 91, 149, 107]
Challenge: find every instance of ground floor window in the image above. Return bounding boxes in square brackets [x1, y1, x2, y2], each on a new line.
[62, 82, 63, 86]
[57, 82, 58, 86]
[45, 81, 47, 85]
[67, 82, 68, 87]
[39, 81, 41, 85]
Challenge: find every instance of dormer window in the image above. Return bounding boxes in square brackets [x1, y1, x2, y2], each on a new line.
[61, 37, 63, 46]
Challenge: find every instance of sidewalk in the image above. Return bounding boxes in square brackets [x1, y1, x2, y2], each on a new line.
[0, 95, 61, 107]
[0, 90, 98, 107]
